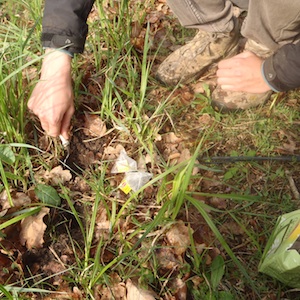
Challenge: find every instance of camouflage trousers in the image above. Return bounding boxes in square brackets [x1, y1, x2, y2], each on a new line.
[166, 0, 300, 51]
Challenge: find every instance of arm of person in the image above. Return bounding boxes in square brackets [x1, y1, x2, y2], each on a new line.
[28, 0, 94, 139]
[262, 41, 300, 92]
[28, 49, 74, 139]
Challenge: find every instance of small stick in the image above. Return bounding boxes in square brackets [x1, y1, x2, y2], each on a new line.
[285, 170, 300, 200]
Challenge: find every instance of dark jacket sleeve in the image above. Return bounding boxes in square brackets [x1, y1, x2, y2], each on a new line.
[42, 0, 95, 55]
[263, 41, 300, 92]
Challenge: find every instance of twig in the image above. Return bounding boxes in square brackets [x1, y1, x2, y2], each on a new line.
[285, 170, 300, 200]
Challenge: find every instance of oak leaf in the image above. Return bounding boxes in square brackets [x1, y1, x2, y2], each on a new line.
[166, 220, 193, 256]
[20, 207, 50, 250]
[126, 279, 156, 300]
[0, 190, 31, 216]
[83, 113, 107, 137]
[44, 165, 72, 185]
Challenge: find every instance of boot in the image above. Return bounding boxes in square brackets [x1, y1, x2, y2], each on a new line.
[211, 87, 273, 112]
[156, 19, 240, 86]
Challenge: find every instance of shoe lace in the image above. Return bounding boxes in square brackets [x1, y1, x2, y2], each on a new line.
[193, 31, 229, 55]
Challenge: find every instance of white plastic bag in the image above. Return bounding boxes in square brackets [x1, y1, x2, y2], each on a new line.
[111, 150, 152, 194]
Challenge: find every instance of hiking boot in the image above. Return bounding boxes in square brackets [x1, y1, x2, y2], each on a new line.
[211, 39, 274, 112]
[211, 87, 273, 112]
[156, 19, 240, 86]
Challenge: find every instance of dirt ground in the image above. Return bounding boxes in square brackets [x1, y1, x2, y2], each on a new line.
[1, 1, 300, 299]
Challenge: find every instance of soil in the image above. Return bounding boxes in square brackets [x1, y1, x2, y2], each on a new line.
[3, 83, 299, 299]
[1, 1, 300, 299]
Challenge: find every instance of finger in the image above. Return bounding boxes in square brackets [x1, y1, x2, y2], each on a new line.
[216, 68, 241, 78]
[218, 57, 236, 69]
[220, 84, 241, 92]
[60, 107, 75, 140]
[217, 77, 232, 85]
[27, 96, 35, 110]
[217, 74, 243, 84]
[45, 120, 62, 137]
[39, 119, 49, 135]
[218, 51, 254, 69]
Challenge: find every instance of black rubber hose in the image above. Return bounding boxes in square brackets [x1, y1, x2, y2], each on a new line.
[198, 155, 300, 164]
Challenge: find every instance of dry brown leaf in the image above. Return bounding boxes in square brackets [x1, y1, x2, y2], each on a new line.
[42, 260, 65, 275]
[137, 153, 154, 171]
[176, 149, 200, 175]
[44, 166, 72, 185]
[154, 133, 162, 141]
[43, 286, 82, 300]
[168, 152, 181, 161]
[157, 3, 167, 11]
[83, 113, 107, 137]
[209, 197, 227, 209]
[126, 279, 156, 300]
[100, 273, 126, 300]
[94, 201, 113, 242]
[177, 149, 191, 164]
[103, 144, 125, 160]
[164, 132, 182, 144]
[95, 220, 111, 241]
[192, 81, 206, 94]
[202, 174, 223, 189]
[219, 221, 244, 236]
[156, 247, 178, 270]
[198, 113, 213, 126]
[276, 129, 299, 154]
[20, 207, 50, 250]
[131, 21, 143, 38]
[100, 285, 126, 300]
[0, 190, 31, 216]
[282, 140, 297, 153]
[166, 220, 193, 256]
[169, 278, 187, 300]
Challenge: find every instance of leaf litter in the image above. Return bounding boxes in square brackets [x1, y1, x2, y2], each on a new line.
[1, 0, 300, 299]
[20, 207, 50, 250]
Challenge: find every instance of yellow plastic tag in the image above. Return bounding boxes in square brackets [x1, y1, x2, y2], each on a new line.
[117, 165, 132, 173]
[119, 179, 132, 194]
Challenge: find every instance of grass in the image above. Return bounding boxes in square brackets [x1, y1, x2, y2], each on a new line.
[0, 0, 300, 299]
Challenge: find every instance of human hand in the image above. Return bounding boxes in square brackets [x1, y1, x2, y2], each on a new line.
[216, 51, 271, 93]
[28, 49, 74, 139]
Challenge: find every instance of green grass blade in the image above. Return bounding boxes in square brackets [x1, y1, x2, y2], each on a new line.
[187, 195, 260, 296]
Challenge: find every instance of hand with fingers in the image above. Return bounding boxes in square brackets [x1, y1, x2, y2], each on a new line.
[28, 49, 74, 140]
[216, 51, 271, 94]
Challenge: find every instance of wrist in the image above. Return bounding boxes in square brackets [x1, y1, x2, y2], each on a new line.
[41, 48, 72, 80]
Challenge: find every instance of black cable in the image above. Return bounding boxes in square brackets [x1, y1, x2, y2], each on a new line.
[198, 155, 300, 164]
